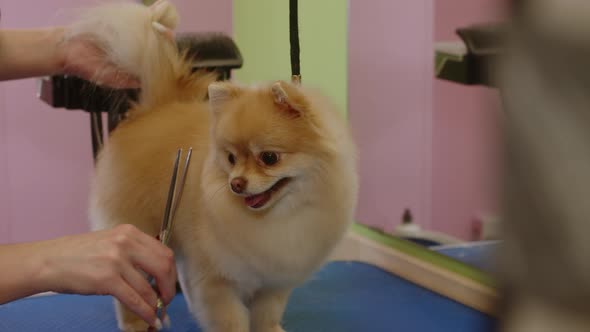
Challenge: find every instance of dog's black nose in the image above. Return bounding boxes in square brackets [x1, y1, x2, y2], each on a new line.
[230, 177, 247, 194]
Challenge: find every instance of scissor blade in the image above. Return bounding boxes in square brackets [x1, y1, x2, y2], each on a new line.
[160, 149, 182, 236]
[162, 147, 192, 244]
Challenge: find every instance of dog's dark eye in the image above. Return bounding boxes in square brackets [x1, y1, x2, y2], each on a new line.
[260, 152, 279, 166]
[228, 153, 236, 165]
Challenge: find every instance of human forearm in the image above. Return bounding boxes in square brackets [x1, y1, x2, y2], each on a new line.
[0, 226, 177, 328]
[0, 241, 49, 303]
[0, 27, 66, 81]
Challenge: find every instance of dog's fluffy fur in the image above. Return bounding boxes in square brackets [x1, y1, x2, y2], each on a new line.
[73, 1, 358, 331]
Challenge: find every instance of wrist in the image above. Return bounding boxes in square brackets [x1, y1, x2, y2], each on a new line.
[49, 27, 67, 75]
[0, 241, 55, 302]
[27, 240, 57, 295]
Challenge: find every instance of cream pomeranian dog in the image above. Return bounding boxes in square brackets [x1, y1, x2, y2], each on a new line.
[69, 1, 358, 331]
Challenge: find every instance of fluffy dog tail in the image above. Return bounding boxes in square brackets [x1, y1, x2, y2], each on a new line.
[66, 0, 215, 110]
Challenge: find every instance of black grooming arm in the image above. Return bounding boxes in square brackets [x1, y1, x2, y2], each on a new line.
[38, 32, 243, 160]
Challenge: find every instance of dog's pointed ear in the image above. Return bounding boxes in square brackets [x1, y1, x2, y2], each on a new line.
[270, 81, 309, 118]
[208, 82, 241, 116]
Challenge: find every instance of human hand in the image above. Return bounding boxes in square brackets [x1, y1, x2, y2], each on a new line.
[38, 224, 176, 328]
[58, 30, 141, 89]
[57, 0, 176, 89]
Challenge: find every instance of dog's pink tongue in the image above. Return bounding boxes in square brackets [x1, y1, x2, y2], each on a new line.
[245, 192, 271, 208]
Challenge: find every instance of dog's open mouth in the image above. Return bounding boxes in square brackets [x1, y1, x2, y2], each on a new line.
[244, 178, 291, 209]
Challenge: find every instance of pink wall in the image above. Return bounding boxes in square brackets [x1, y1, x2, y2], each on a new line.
[349, 0, 504, 240]
[0, 0, 232, 244]
[349, 0, 434, 233]
[430, 1, 505, 239]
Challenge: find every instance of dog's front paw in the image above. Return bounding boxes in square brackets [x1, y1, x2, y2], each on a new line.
[117, 316, 171, 332]
[117, 319, 150, 332]
[255, 325, 286, 332]
[162, 315, 171, 329]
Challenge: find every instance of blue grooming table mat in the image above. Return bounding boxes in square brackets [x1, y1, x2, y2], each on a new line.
[0, 261, 496, 332]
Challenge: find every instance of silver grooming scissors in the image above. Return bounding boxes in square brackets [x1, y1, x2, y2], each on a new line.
[148, 147, 192, 330]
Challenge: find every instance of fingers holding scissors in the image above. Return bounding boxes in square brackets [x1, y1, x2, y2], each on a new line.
[126, 230, 177, 306]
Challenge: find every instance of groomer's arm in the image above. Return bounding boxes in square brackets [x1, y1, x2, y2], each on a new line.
[0, 28, 138, 88]
[0, 28, 66, 81]
[0, 225, 176, 329]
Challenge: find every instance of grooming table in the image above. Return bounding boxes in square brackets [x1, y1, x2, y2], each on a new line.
[0, 261, 496, 332]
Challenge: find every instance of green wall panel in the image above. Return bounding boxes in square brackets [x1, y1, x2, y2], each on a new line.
[233, 0, 348, 113]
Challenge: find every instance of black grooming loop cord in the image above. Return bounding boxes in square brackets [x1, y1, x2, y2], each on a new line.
[289, 0, 301, 84]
